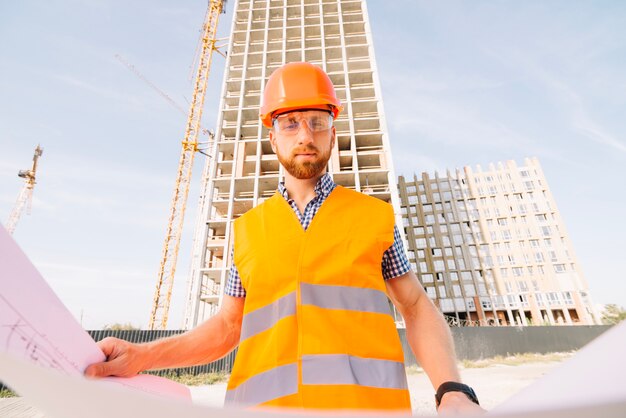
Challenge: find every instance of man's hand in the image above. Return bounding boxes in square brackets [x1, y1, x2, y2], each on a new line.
[84, 337, 149, 378]
[437, 391, 486, 416]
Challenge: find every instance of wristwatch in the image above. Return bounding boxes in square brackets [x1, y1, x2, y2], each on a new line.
[435, 381, 480, 409]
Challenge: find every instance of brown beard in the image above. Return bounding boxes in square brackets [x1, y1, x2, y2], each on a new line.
[276, 145, 331, 179]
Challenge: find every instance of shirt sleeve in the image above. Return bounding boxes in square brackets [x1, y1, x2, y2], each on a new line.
[225, 247, 247, 297]
[225, 263, 246, 297]
[382, 225, 411, 280]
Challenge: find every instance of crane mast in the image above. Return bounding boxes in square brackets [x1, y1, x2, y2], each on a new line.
[149, 0, 225, 330]
[5, 145, 43, 234]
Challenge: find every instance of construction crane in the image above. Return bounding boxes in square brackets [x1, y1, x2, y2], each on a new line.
[149, 0, 226, 330]
[114, 53, 215, 144]
[114, 53, 188, 118]
[5, 145, 44, 234]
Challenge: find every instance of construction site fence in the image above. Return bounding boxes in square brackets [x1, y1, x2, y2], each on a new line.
[400, 324, 612, 365]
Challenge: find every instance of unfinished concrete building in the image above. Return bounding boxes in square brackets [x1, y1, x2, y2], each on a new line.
[398, 158, 598, 326]
[183, 0, 402, 328]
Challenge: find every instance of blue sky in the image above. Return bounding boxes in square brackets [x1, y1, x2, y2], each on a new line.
[1, 1, 625, 329]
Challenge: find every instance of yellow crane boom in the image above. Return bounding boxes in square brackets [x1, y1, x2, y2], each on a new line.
[5, 145, 43, 235]
[149, 0, 225, 330]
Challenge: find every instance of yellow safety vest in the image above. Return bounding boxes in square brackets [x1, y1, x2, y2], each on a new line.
[227, 186, 411, 411]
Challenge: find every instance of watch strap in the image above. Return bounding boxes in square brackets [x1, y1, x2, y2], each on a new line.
[435, 381, 480, 409]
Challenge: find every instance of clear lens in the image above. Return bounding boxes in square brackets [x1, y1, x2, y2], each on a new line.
[273, 111, 333, 135]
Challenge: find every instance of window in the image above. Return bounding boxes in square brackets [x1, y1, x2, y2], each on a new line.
[453, 285, 462, 297]
[434, 260, 445, 271]
[500, 268, 509, 277]
[413, 226, 424, 235]
[432, 248, 442, 256]
[447, 259, 456, 269]
[554, 264, 566, 273]
[535, 252, 545, 263]
[422, 274, 434, 283]
[426, 286, 436, 298]
[513, 267, 524, 276]
[549, 251, 558, 262]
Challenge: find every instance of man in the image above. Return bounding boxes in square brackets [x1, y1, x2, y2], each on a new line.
[86, 62, 484, 415]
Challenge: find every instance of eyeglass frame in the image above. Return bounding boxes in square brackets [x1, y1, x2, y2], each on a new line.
[271, 109, 334, 135]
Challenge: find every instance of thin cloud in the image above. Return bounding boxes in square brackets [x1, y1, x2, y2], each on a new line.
[499, 49, 626, 154]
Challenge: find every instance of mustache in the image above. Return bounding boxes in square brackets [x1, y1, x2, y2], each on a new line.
[292, 145, 319, 154]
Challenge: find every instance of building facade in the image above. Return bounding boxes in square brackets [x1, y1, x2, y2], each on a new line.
[398, 158, 598, 326]
[184, 0, 402, 328]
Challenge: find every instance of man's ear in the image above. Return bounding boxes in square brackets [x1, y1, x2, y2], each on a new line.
[330, 126, 336, 150]
[269, 130, 277, 153]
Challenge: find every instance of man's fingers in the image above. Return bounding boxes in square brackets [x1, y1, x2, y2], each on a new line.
[95, 337, 122, 357]
[84, 361, 111, 378]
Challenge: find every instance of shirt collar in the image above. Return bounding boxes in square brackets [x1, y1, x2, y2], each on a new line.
[278, 172, 336, 201]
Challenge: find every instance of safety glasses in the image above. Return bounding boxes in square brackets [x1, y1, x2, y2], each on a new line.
[272, 110, 333, 135]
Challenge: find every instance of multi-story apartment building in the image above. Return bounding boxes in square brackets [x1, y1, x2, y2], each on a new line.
[398, 158, 598, 326]
[183, 0, 403, 328]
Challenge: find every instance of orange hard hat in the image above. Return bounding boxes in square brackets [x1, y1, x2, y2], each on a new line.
[260, 62, 343, 128]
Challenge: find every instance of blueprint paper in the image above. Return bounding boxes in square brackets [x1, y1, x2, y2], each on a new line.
[0, 225, 190, 400]
[2, 352, 626, 418]
[493, 321, 626, 413]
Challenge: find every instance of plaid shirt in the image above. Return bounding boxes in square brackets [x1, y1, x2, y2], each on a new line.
[225, 173, 411, 297]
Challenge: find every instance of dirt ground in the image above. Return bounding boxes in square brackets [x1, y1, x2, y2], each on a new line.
[188, 360, 565, 415]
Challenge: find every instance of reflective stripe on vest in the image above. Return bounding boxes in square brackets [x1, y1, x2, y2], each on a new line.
[300, 283, 391, 316]
[240, 291, 296, 342]
[225, 363, 298, 407]
[301, 354, 408, 390]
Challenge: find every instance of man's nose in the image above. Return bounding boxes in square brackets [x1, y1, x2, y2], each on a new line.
[295, 120, 315, 144]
